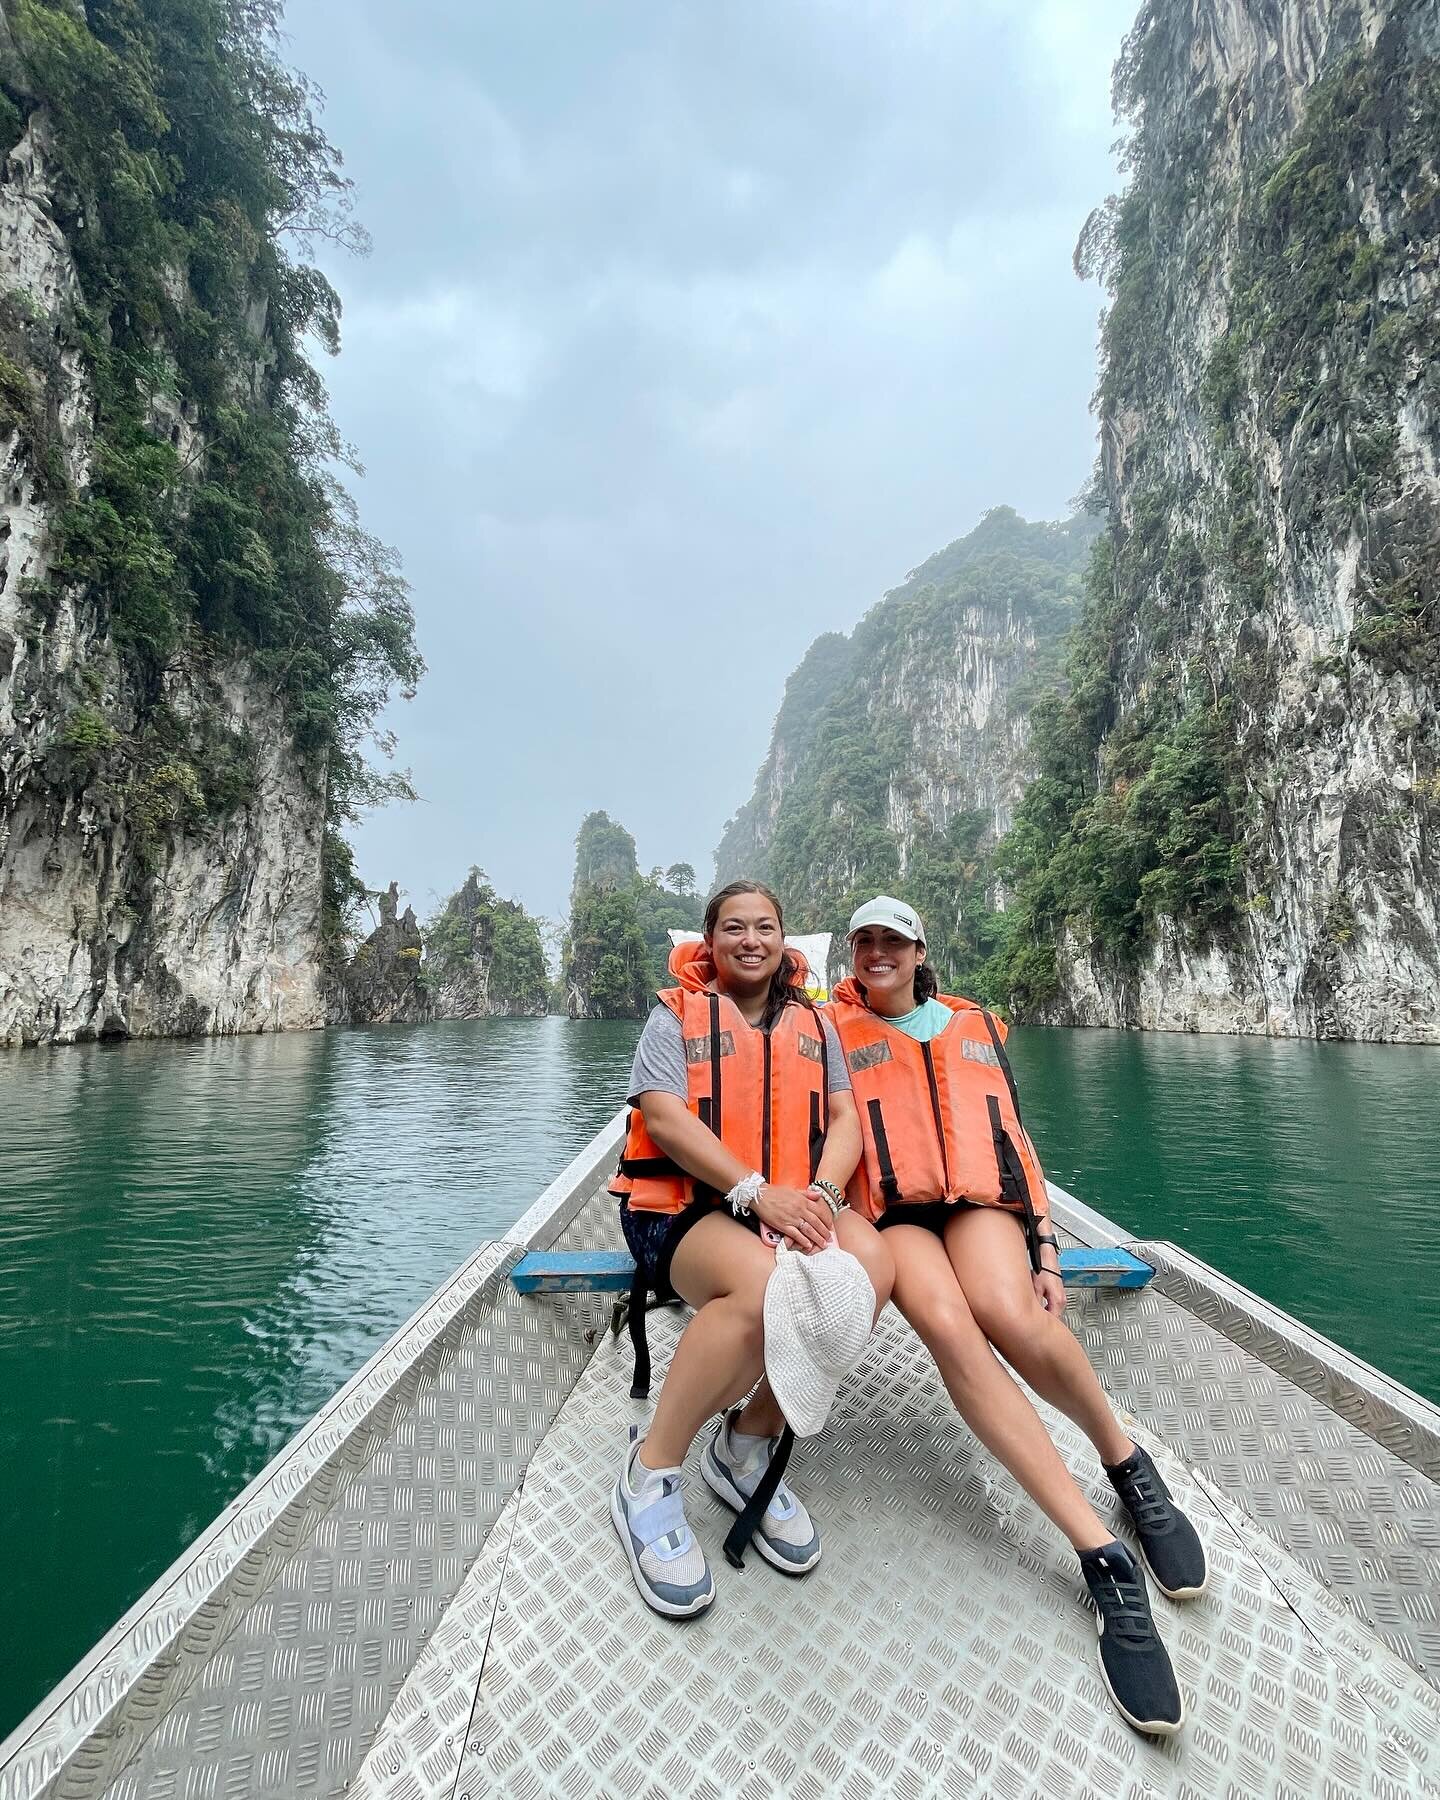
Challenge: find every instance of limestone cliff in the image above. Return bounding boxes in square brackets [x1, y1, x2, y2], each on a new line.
[0, 110, 326, 1044]
[1008, 0, 1440, 1040]
[342, 882, 425, 1025]
[714, 508, 1096, 990]
[563, 811, 702, 1016]
[0, 2, 417, 1048]
[422, 869, 549, 1019]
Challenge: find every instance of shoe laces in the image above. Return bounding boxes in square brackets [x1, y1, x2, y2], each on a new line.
[1115, 1458, 1173, 1535]
[1089, 1555, 1159, 1649]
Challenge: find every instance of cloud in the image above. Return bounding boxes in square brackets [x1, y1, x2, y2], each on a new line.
[868, 233, 974, 321]
[282, 0, 1133, 917]
[345, 286, 547, 401]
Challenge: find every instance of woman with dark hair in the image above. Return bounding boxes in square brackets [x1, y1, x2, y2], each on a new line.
[829, 896, 1206, 1739]
[609, 880, 893, 1619]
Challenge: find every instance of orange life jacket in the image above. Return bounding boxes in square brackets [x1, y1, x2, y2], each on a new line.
[611, 940, 831, 1215]
[827, 980, 1049, 1264]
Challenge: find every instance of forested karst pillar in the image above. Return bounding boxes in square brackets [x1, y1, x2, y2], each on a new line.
[0, 0, 419, 1047]
[1005, 0, 1440, 1038]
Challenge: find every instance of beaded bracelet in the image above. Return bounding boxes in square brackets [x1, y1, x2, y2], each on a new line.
[809, 1178, 846, 1216]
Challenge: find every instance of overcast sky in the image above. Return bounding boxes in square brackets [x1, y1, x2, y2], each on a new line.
[280, 0, 1137, 926]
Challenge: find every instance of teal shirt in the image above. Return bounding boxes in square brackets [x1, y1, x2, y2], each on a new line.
[876, 997, 954, 1042]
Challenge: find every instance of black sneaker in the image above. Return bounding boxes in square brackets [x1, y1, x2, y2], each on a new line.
[1079, 1541, 1185, 1737]
[1106, 1444, 1209, 1600]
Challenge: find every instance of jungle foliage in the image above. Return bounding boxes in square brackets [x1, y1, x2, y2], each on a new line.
[421, 869, 548, 1014]
[562, 812, 703, 1016]
[1, 0, 421, 949]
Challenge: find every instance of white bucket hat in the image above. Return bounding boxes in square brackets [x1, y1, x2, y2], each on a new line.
[763, 1241, 875, 1437]
[847, 895, 925, 944]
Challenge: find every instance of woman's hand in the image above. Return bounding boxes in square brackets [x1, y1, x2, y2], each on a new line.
[755, 1184, 834, 1254]
[1032, 1267, 1066, 1316]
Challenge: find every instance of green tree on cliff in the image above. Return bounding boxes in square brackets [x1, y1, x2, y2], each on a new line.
[0, 0, 422, 954]
[562, 814, 702, 1015]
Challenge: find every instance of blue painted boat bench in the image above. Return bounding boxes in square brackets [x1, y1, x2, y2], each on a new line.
[510, 1244, 1155, 1295]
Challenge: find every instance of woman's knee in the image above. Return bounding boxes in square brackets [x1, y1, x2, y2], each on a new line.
[970, 1288, 1071, 1367]
[905, 1291, 986, 1364]
[722, 1269, 769, 1341]
[836, 1215, 894, 1308]
[966, 1283, 1040, 1344]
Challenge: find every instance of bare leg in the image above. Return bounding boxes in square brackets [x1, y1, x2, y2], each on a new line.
[640, 1214, 777, 1468]
[645, 1207, 895, 1459]
[731, 1209, 893, 1435]
[887, 1224, 1113, 1553]
[835, 1208, 895, 1321]
[945, 1209, 1134, 1468]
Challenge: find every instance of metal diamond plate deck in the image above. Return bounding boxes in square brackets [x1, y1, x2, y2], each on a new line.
[354, 1301, 1440, 1800]
[1057, 1242, 1440, 1685]
[5, 1114, 1440, 1799]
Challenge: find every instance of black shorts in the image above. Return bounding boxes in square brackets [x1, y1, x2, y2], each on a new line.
[874, 1199, 981, 1236]
[619, 1196, 761, 1300]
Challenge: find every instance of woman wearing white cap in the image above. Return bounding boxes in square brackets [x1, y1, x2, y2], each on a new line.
[608, 880, 893, 1619]
[830, 896, 1207, 1738]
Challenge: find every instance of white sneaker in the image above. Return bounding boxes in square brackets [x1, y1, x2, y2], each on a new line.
[610, 1428, 715, 1617]
[700, 1407, 821, 1574]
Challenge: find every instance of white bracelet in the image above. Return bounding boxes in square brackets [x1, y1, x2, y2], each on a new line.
[725, 1172, 765, 1216]
[809, 1179, 845, 1217]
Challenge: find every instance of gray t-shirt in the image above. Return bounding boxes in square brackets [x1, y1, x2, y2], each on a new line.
[628, 1004, 851, 1104]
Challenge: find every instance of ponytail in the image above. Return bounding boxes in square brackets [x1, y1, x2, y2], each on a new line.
[765, 948, 817, 1032]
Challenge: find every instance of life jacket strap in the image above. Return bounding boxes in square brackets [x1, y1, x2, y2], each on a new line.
[708, 992, 724, 1139]
[981, 1010, 1025, 1124]
[626, 1259, 652, 1399]
[986, 1092, 1044, 1274]
[618, 1155, 683, 1178]
[723, 1423, 796, 1569]
[866, 1097, 903, 1207]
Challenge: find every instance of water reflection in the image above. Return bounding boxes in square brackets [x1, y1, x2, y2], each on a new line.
[3, 1016, 1436, 1740]
[0, 1017, 641, 1737]
[1008, 1027, 1440, 1400]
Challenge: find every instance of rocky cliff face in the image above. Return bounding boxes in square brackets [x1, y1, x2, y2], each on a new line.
[0, 110, 326, 1047]
[714, 508, 1095, 986]
[1033, 0, 1440, 1040]
[0, 2, 418, 1050]
[423, 868, 549, 1019]
[341, 882, 425, 1025]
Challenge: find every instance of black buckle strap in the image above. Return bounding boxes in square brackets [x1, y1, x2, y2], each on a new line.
[986, 1092, 1044, 1274]
[723, 1423, 795, 1569]
[626, 1259, 652, 1399]
[867, 1098, 903, 1207]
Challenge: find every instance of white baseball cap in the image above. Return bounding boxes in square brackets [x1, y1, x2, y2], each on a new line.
[763, 1241, 876, 1437]
[847, 895, 926, 944]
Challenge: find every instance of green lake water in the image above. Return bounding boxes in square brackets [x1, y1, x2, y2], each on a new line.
[2, 1016, 1437, 1737]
